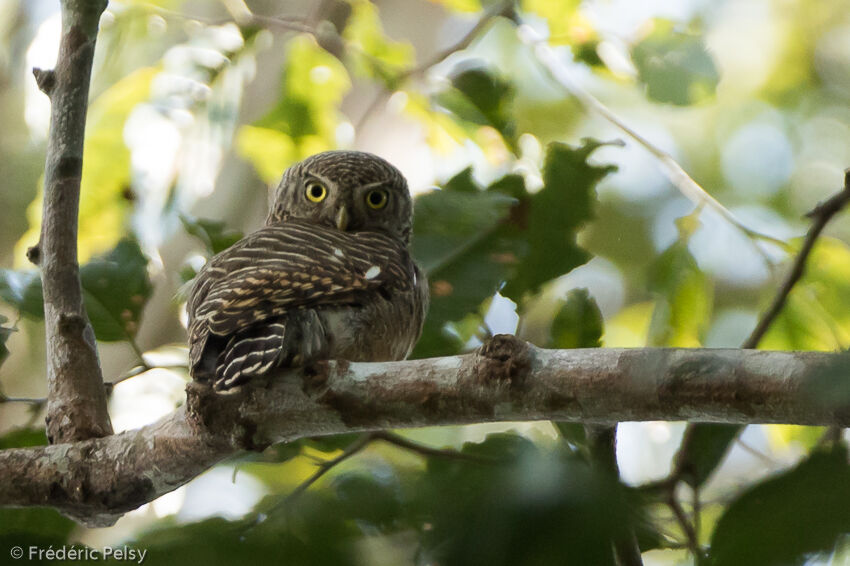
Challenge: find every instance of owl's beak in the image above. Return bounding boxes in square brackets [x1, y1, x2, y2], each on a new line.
[335, 206, 349, 231]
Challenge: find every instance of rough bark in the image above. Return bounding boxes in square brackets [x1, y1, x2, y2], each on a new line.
[0, 337, 847, 527]
[36, 0, 113, 443]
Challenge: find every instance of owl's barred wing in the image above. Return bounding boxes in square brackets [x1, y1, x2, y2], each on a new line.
[187, 220, 414, 382]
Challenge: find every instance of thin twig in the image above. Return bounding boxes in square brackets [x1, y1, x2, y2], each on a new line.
[667, 490, 701, 560]
[743, 171, 850, 348]
[355, 1, 513, 133]
[371, 431, 497, 463]
[0, 396, 47, 405]
[284, 433, 375, 501]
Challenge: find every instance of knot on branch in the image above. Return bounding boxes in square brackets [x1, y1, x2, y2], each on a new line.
[185, 381, 266, 452]
[26, 244, 41, 266]
[474, 334, 532, 390]
[32, 67, 56, 96]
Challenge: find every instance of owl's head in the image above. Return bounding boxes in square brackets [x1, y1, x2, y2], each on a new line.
[267, 151, 412, 243]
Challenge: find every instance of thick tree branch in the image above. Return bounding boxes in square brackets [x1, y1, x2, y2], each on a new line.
[0, 337, 848, 526]
[38, 0, 113, 443]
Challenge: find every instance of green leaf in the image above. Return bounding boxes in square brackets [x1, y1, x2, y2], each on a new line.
[416, 434, 638, 566]
[411, 175, 517, 358]
[549, 288, 603, 349]
[501, 139, 614, 301]
[521, 0, 585, 45]
[761, 238, 850, 351]
[343, 0, 414, 86]
[331, 471, 403, 532]
[80, 239, 153, 341]
[180, 215, 244, 256]
[0, 270, 45, 318]
[0, 427, 47, 449]
[709, 447, 850, 566]
[0, 314, 12, 369]
[631, 20, 719, 106]
[135, 494, 360, 566]
[0, 508, 75, 547]
[671, 424, 740, 488]
[647, 241, 713, 347]
[435, 65, 518, 152]
[236, 35, 351, 183]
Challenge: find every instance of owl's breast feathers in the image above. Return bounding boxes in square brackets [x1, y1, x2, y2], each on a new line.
[187, 220, 426, 390]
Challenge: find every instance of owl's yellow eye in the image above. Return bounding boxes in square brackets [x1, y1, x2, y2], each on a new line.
[365, 189, 389, 209]
[305, 182, 327, 203]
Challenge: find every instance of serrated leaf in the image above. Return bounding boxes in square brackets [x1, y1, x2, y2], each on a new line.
[411, 173, 517, 358]
[631, 20, 719, 106]
[180, 215, 243, 256]
[501, 140, 614, 301]
[647, 241, 713, 347]
[709, 447, 850, 566]
[549, 288, 603, 349]
[435, 65, 518, 152]
[237, 35, 351, 183]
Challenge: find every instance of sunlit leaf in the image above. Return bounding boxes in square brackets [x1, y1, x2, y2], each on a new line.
[343, 0, 414, 86]
[180, 215, 243, 256]
[709, 447, 850, 566]
[761, 237, 850, 351]
[521, 0, 589, 45]
[426, 0, 483, 12]
[647, 241, 713, 347]
[237, 35, 350, 183]
[631, 20, 719, 106]
[434, 65, 518, 152]
[15, 67, 157, 266]
[401, 91, 469, 153]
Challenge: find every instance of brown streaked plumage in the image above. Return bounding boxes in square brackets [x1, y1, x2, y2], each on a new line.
[187, 151, 428, 390]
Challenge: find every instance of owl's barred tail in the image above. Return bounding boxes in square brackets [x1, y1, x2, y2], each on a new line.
[215, 321, 288, 390]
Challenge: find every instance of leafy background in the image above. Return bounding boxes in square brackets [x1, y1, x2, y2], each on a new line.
[1, 0, 850, 564]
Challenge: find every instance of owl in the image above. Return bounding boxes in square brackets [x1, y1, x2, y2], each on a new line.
[187, 151, 428, 391]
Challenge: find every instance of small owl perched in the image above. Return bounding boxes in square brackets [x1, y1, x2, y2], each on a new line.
[187, 151, 428, 391]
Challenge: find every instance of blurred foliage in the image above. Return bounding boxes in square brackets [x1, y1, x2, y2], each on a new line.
[1, 0, 850, 563]
[16, 67, 157, 266]
[0, 239, 151, 341]
[237, 35, 351, 183]
[631, 19, 719, 106]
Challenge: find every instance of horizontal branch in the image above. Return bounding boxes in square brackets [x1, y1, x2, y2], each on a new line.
[1, 337, 847, 526]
